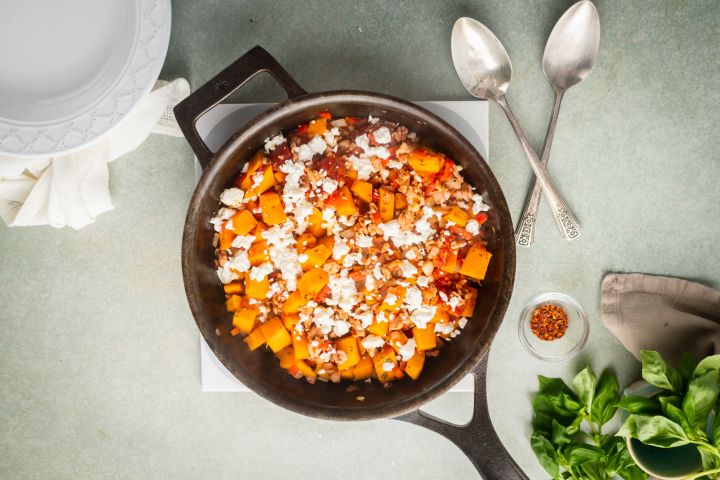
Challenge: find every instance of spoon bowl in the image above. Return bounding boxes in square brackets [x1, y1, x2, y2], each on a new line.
[542, 0, 600, 91]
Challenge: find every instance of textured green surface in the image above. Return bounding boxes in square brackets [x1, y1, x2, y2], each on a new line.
[2, 1, 720, 478]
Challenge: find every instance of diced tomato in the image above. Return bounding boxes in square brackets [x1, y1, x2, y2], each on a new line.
[230, 327, 242, 337]
[319, 111, 331, 120]
[370, 211, 381, 224]
[297, 124, 308, 134]
[386, 146, 397, 158]
[475, 212, 488, 225]
[438, 160, 454, 181]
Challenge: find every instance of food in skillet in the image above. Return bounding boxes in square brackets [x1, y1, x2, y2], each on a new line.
[211, 112, 492, 384]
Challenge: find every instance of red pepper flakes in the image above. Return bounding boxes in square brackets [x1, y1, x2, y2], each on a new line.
[530, 304, 568, 341]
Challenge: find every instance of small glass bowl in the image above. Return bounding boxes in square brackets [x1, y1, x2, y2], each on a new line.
[518, 292, 589, 361]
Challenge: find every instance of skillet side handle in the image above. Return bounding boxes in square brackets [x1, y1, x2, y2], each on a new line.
[173, 46, 307, 169]
[395, 355, 529, 480]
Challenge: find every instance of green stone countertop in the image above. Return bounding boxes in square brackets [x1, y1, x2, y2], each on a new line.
[2, 1, 719, 478]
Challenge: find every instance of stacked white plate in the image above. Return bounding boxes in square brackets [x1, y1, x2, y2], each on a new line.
[0, 0, 171, 157]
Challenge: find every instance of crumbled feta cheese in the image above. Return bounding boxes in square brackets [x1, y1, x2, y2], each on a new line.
[373, 127, 392, 144]
[219, 188, 245, 208]
[447, 294, 462, 310]
[379, 220, 423, 248]
[311, 307, 336, 335]
[231, 235, 255, 250]
[365, 275, 375, 292]
[400, 260, 418, 278]
[368, 115, 379, 124]
[216, 251, 251, 283]
[465, 219, 480, 236]
[435, 323, 454, 335]
[387, 160, 403, 169]
[264, 134, 286, 152]
[438, 291, 449, 302]
[297, 253, 309, 263]
[472, 193, 490, 215]
[323, 127, 340, 147]
[321, 177, 338, 194]
[343, 252, 363, 268]
[249, 262, 274, 281]
[416, 275, 430, 288]
[373, 263, 384, 280]
[361, 335, 385, 350]
[398, 338, 417, 361]
[278, 160, 307, 210]
[251, 171, 265, 189]
[338, 215, 356, 227]
[326, 276, 359, 312]
[355, 134, 390, 159]
[210, 207, 235, 232]
[267, 281, 282, 298]
[356, 235, 373, 248]
[382, 361, 394, 372]
[385, 293, 398, 306]
[333, 319, 350, 337]
[293, 198, 314, 233]
[349, 155, 375, 180]
[403, 286, 423, 312]
[332, 236, 350, 260]
[459, 318, 468, 329]
[352, 310, 374, 329]
[405, 249, 417, 260]
[330, 118, 346, 127]
[308, 135, 327, 154]
[295, 144, 314, 162]
[376, 311, 387, 323]
[411, 305, 437, 329]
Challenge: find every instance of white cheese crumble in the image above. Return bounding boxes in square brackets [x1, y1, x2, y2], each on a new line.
[251, 171, 265, 189]
[472, 193, 490, 215]
[210, 207, 235, 232]
[311, 307, 349, 337]
[405, 249, 417, 260]
[411, 305, 437, 329]
[465, 219, 480, 236]
[416, 275, 430, 288]
[330, 118, 346, 128]
[307, 135, 327, 155]
[351, 310, 374, 329]
[387, 160, 403, 169]
[400, 260, 418, 278]
[326, 276, 359, 312]
[278, 160, 307, 210]
[348, 155, 375, 180]
[355, 134, 390, 159]
[361, 334, 385, 351]
[356, 235, 373, 248]
[368, 115, 379, 124]
[373, 127, 392, 144]
[323, 127, 340, 147]
[382, 360, 394, 372]
[321, 177, 338, 194]
[459, 318, 468, 329]
[216, 251, 251, 284]
[447, 293, 462, 311]
[343, 252, 363, 268]
[264, 134, 286, 152]
[220, 188, 245, 208]
[398, 338, 417, 361]
[403, 286, 423, 312]
[332, 236, 350, 260]
[293, 198, 314, 233]
[373, 263, 384, 280]
[435, 323, 454, 335]
[385, 293, 398, 307]
[297, 253, 309, 263]
[365, 274, 375, 292]
[249, 262, 274, 281]
[231, 235, 255, 250]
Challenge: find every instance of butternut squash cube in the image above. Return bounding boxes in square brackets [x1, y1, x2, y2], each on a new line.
[261, 318, 292, 353]
[254, 222, 268, 241]
[351, 180, 373, 203]
[445, 206, 470, 227]
[367, 320, 388, 337]
[378, 188, 395, 222]
[373, 345, 398, 383]
[327, 186, 357, 216]
[388, 330, 409, 354]
[245, 165, 275, 198]
[244, 326, 266, 351]
[300, 244, 332, 271]
[244, 272, 270, 300]
[404, 150, 445, 173]
[277, 345, 296, 369]
[282, 290, 308, 314]
[229, 209, 257, 235]
[318, 235, 334, 251]
[294, 359, 317, 379]
[463, 287, 478, 317]
[379, 286, 406, 311]
[240, 151, 265, 189]
[259, 192, 287, 225]
[443, 249, 458, 274]
[433, 307, 450, 324]
[296, 232, 317, 252]
[219, 228, 236, 250]
[308, 208, 325, 238]
[225, 295, 243, 312]
[307, 118, 327, 136]
[232, 307, 257, 334]
[413, 324, 437, 351]
[395, 192, 408, 210]
[248, 241, 269, 266]
[459, 245, 492, 280]
[404, 351, 425, 380]
[293, 333, 310, 360]
[340, 368, 355, 380]
[281, 313, 299, 332]
[298, 268, 329, 299]
[336, 336, 361, 370]
[223, 282, 244, 295]
[353, 355, 374, 380]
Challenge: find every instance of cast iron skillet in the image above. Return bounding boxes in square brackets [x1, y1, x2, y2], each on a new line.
[174, 46, 526, 480]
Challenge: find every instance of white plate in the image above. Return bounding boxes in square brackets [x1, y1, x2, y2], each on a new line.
[0, 0, 171, 157]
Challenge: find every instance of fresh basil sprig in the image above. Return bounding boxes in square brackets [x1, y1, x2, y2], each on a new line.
[616, 350, 720, 480]
[531, 366, 647, 480]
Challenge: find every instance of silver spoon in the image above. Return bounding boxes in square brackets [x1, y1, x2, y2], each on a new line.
[451, 17, 582, 241]
[515, 1, 600, 247]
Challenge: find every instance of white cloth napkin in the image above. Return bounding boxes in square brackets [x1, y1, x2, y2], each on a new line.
[0, 78, 190, 229]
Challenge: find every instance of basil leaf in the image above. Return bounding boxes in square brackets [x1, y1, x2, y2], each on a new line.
[618, 464, 649, 480]
[533, 394, 580, 432]
[714, 399, 720, 449]
[530, 431, 559, 478]
[698, 444, 720, 471]
[683, 370, 720, 431]
[551, 419, 573, 448]
[677, 352, 696, 385]
[572, 366, 597, 416]
[577, 461, 605, 480]
[590, 370, 619, 426]
[566, 414, 584, 435]
[663, 400, 703, 441]
[616, 395, 661, 415]
[566, 443, 604, 466]
[617, 414, 690, 448]
[641, 350, 683, 393]
[694, 354, 720, 379]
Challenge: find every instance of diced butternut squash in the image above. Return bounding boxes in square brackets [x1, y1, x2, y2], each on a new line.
[274, 171, 285, 184]
[219, 228, 236, 250]
[373, 345, 398, 383]
[281, 313, 299, 332]
[340, 368, 355, 380]
[296, 233, 317, 252]
[443, 249, 458, 274]
[318, 235, 334, 251]
[395, 192, 408, 210]
[353, 355, 374, 380]
[445, 206, 470, 227]
[378, 188, 395, 222]
[293, 359, 317, 379]
[244, 326, 266, 351]
[413, 324, 437, 351]
[300, 244, 332, 271]
[293, 333, 310, 360]
[308, 208, 325, 238]
[282, 290, 309, 314]
[351, 180, 373, 203]
[232, 307, 257, 334]
[307, 118, 327, 136]
[327, 186, 357, 216]
[259, 192, 287, 225]
[459, 245, 492, 280]
[298, 268, 329, 299]
[404, 150, 445, 173]
[229, 209, 257, 235]
[225, 295, 243, 312]
[260, 318, 292, 353]
[404, 351, 425, 380]
[254, 222, 268, 241]
[277, 345, 296, 369]
[380, 286, 406, 311]
[240, 151, 265, 189]
[336, 336, 361, 370]
[433, 307, 450, 324]
[388, 330, 409, 354]
[223, 282, 244, 295]
[463, 287, 478, 317]
[248, 241, 269, 266]
[245, 165, 275, 198]
[244, 272, 270, 300]
[367, 320, 388, 337]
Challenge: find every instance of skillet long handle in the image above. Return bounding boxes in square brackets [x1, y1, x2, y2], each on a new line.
[395, 355, 529, 480]
[173, 46, 307, 169]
